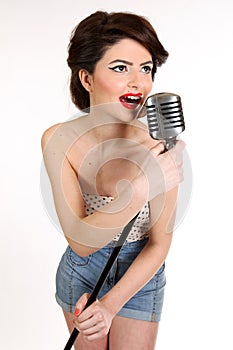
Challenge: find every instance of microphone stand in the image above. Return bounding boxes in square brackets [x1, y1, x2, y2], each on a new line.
[64, 212, 140, 350]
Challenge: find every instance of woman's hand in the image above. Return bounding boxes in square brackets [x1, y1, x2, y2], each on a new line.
[136, 139, 185, 201]
[72, 293, 115, 341]
[155, 140, 185, 191]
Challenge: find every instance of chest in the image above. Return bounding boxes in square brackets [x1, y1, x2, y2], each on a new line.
[70, 140, 145, 196]
[67, 126, 158, 196]
[80, 151, 140, 196]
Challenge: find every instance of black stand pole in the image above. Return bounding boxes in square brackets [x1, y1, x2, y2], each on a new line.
[63, 212, 139, 350]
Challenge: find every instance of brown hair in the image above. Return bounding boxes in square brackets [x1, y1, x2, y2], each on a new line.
[67, 11, 169, 110]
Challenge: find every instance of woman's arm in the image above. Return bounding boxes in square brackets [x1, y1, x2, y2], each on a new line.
[100, 186, 178, 314]
[41, 122, 182, 256]
[41, 123, 150, 255]
[73, 187, 178, 341]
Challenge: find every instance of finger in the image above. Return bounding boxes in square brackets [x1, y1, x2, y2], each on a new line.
[175, 139, 186, 151]
[83, 330, 108, 342]
[150, 141, 165, 157]
[76, 301, 98, 322]
[74, 292, 90, 315]
[81, 321, 105, 336]
[79, 309, 104, 328]
[83, 326, 109, 342]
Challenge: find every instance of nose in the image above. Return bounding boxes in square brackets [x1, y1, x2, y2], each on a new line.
[127, 71, 141, 90]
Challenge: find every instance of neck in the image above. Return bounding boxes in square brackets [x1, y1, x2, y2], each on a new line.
[87, 104, 137, 141]
[92, 120, 132, 142]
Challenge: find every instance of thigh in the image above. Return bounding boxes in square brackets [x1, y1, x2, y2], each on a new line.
[63, 310, 109, 350]
[109, 316, 159, 350]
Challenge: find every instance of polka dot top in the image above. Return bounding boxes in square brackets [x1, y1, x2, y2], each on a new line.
[82, 193, 150, 242]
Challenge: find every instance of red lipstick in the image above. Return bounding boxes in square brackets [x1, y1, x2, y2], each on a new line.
[119, 93, 143, 110]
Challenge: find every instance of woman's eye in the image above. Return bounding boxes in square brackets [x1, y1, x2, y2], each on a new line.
[141, 65, 152, 74]
[109, 65, 127, 72]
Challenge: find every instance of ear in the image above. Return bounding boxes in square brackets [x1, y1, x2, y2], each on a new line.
[78, 69, 93, 93]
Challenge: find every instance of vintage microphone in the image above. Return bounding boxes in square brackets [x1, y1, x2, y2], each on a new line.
[145, 92, 185, 150]
[64, 92, 185, 349]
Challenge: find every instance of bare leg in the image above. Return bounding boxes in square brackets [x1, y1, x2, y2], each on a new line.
[63, 310, 109, 350]
[109, 315, 159, 350]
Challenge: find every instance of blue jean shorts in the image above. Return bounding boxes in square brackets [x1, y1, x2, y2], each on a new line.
[55, 238, 166, 322]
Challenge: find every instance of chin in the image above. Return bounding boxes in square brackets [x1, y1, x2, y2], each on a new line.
[98, 102, 137, 122]
[115, 108, 139, 123]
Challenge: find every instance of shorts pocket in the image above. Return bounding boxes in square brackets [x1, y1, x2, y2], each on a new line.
[155, 262, 166, 289]
[157, 262, 165, 275]
[67, 246, 92, 267]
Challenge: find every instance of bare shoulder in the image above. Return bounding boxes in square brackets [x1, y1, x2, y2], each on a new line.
[41, 123, 62, 151]
[41, 115, 90, 156]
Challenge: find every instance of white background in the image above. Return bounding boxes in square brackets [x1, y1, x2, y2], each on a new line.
[1, 0, 233, 349]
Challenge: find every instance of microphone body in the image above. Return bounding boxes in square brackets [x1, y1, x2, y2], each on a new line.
[145, 92, 185, 149]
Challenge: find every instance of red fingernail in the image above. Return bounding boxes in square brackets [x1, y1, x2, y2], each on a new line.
[74, 308, 80, 316]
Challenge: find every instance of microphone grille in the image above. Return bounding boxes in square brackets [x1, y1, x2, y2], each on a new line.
[146, 92, 185, 142]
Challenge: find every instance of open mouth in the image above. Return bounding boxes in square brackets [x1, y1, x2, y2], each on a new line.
[119, 93, 143, 110]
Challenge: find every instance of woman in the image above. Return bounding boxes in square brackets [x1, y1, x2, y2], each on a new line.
[41, 11, 184, 350]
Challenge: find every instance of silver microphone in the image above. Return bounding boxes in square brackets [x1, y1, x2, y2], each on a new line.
[145, 92, 185, 150]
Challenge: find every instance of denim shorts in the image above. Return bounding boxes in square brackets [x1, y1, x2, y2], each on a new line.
[55, 238, 166, 322]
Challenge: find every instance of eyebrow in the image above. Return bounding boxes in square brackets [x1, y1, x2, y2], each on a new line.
[108, 59, 153, 66]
